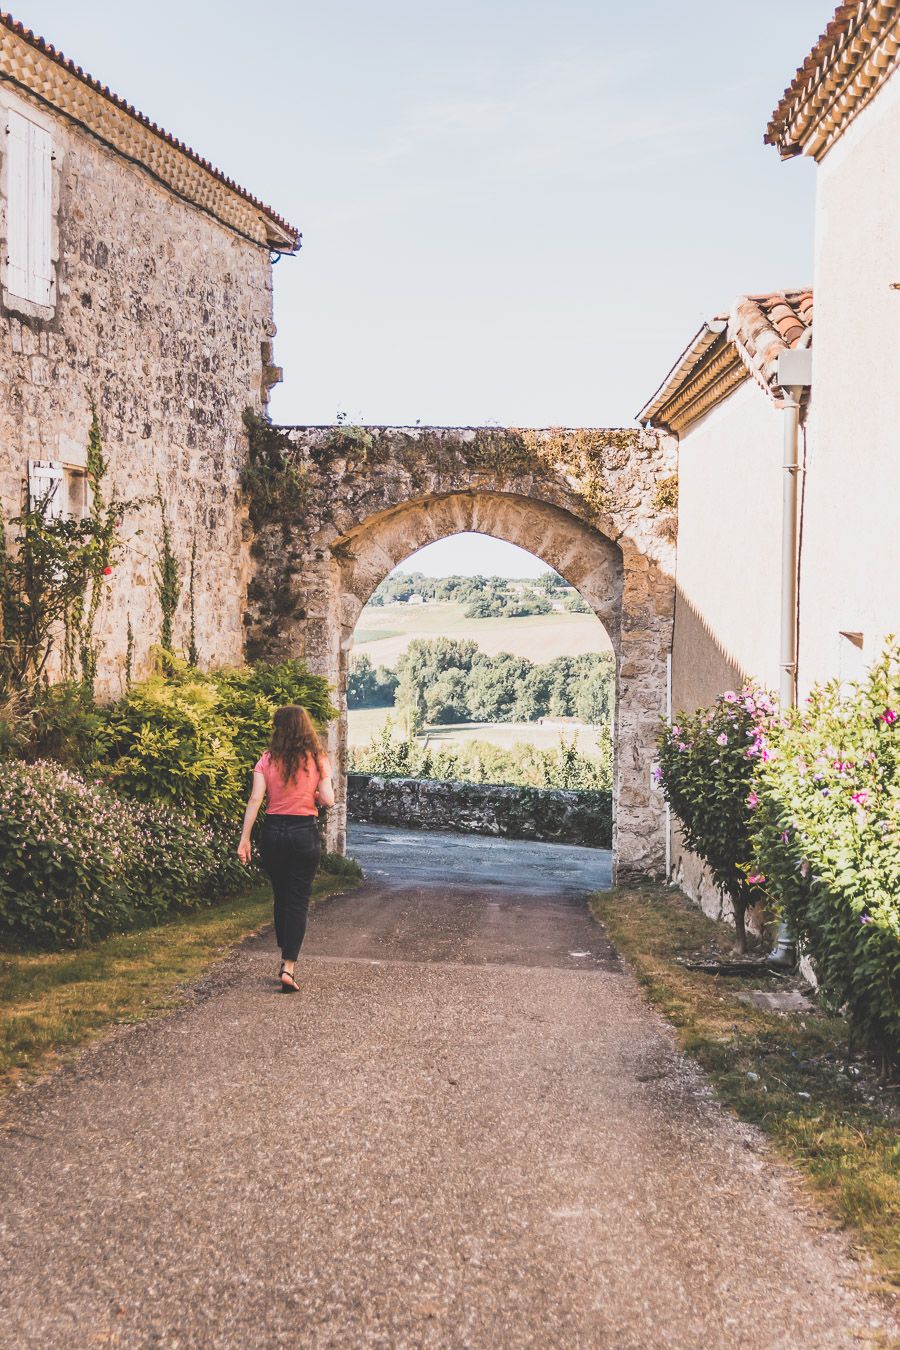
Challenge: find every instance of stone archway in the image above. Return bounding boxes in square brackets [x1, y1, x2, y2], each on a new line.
[243, 424, 677, 881]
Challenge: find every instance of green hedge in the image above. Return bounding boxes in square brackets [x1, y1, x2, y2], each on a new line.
[1, 659, 342, 949]
[101, 659, 336, 822]
[0, 760, 250, 947]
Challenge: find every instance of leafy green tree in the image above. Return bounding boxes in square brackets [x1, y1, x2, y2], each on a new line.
[348, 655, 399, 709]
[425, 667, 470, 723]
[466, 653, 532, 722]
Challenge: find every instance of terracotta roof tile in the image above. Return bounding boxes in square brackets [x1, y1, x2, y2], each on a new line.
[766, 1, 900, 160]
[0, 11, 300, 250]
[637, 290, 813, 433]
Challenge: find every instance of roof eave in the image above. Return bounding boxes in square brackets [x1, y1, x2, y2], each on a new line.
[635, 320, 726, 428]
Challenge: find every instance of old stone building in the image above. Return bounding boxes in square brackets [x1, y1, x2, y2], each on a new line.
[0, 13, 299, 695]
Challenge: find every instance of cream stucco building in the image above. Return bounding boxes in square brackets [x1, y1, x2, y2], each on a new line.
[766, 0, 900, 694]
[637, 293, 814, 916]
[639, 0, 900, 920]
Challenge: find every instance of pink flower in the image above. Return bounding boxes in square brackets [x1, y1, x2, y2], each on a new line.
[717, 733, 728, 746]
[722, 691, 738, 704]
[747, 874, 765, 885]
[671, 726, 681, 737]
[746, 792, 759, 809]
[780, 830, 790, 844]
[851, 790, 869, 806]
[103, 566, 113, 576]
[743, 698, 756, 713]
[881, 709, 897, 725]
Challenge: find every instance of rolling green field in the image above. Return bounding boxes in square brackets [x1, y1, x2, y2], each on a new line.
[347, 705, 606, 753]
[351, 599, 611, 669]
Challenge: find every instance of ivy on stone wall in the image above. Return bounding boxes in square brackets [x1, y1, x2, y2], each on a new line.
[653, 473, 679, 512]
[154, 481, 180, 656]
[242, 415, 648, 537]
[242, 409, 311, 532]
[0, 411, 124, 708]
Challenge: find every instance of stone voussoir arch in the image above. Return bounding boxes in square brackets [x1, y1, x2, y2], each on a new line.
[243, 423, 678, 881]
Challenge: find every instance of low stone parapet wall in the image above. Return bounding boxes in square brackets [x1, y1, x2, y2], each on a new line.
[347, 774, 612, 848]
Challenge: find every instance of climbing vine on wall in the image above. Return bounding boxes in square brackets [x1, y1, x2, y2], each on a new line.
[0, 409, 125, 703]
[242, 409, 311, 531]
[653, 473, 679, 512]
[154, 481, 180, 655]
[188, 530, 199, 667]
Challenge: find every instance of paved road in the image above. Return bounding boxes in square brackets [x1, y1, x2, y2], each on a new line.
[0, 829, 894, 1348]
[348, 822, 613, 894]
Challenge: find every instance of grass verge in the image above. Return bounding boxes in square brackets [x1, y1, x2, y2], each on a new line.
[593, 884, 899, 1288]
[0, 872, 358, 1097]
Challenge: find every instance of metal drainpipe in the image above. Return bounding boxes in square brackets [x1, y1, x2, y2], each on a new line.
[768, 347, 812, 968]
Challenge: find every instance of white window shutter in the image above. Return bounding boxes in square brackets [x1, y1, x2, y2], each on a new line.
[5, 110, 30, 300]
[5, 109, 53, 305]
[28, 460, 64, 518]
[27, 119, 53, 305]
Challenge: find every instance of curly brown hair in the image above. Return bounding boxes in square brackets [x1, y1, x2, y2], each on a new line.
[268, 705, 323, 785]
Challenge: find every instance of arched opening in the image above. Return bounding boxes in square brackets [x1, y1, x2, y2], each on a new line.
[308, 487, 671, 880]
[345, 528, 616, 878]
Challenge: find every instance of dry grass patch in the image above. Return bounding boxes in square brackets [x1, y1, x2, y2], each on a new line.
[592, 884, 900, 1288]
[0, 874, 357, 1095]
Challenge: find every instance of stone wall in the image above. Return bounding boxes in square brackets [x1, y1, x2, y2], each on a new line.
[348, 774, 612, 848]
[0, 84, 277, 696]
[243, 423, 677, 878]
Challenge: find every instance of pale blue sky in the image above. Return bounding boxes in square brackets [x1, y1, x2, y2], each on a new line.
[20, 1, 825, 574]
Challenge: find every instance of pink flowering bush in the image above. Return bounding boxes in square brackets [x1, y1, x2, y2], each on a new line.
[748, 645, 900, 1071]
[657, 686, 779, 951]
[0, 760, 249, 947]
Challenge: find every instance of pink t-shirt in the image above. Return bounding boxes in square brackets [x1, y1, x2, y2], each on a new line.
[254, 750, 331, 816]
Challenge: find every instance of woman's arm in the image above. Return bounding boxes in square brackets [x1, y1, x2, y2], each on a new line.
[237, 771, 267, 863]
[315, 754, 336, 809]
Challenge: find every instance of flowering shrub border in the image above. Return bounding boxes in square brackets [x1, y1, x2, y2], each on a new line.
[0, 760, 249, 947]
[657, 686, 778, 951]
[748, 647, 900, 1072]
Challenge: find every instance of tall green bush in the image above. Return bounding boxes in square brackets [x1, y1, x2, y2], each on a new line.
[0, 760, 248, 947]
[748, 647, 900, 1071]
[657, 687, 779, 951]
[100, 658, 336, 821]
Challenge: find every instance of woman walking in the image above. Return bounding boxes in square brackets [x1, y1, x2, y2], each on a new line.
[238, 705, 335, 992]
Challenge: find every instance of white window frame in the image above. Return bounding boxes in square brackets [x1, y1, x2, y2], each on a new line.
[1, 90, 60, 319]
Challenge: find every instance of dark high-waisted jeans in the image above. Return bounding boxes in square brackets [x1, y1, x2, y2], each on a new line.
[259, 815, 321, 961]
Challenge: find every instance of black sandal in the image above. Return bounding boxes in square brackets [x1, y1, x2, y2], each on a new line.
[277, 961, 286, 983]
[280, 970, 300, 994]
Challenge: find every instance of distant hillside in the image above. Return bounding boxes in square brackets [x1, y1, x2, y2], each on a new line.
[352, 598, 613, 669]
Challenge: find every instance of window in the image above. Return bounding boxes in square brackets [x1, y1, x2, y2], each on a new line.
[5, 107, 54, 307]
[28, 461, 88, 520]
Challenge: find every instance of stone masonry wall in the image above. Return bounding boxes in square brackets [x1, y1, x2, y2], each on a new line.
[348, 773, 613, 848]
[243, 424, 677, 879]
[0, 87, 277, 696]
